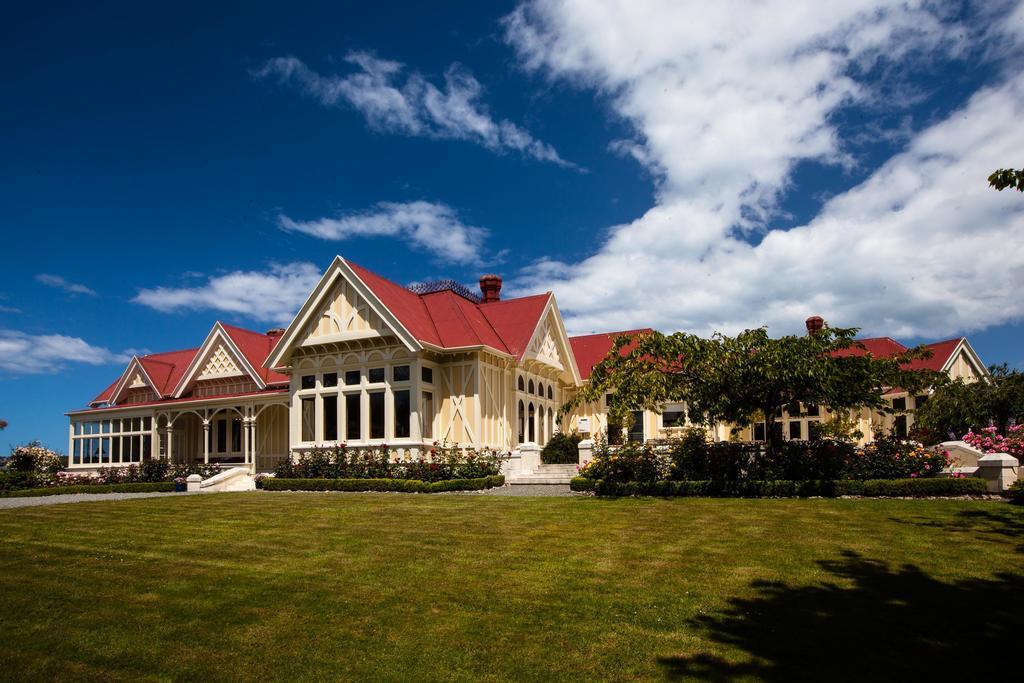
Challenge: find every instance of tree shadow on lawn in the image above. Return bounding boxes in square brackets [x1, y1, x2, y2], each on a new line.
[659, 550, 1023, 681]
[893, 506, 1024, 555]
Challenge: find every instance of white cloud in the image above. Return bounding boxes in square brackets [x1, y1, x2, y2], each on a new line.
[505, 0, 1024, 339]
[0, 331, 130, 374]
[133, 263, 322, 325]
[278, 201, 487, 265]
[35, 273, 97, 296]
[254, 51, 575, 168]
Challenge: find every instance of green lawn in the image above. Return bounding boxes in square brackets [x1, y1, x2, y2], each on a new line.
[0, 494, 1021, 681]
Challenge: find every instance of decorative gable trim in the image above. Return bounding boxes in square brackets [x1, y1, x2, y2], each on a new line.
[520, 295, 582, 385]
[265, 256, 422, 369]
[172, 322, 266, 398]
[108, 357, 160, 405]
[943, 339, 989, 379]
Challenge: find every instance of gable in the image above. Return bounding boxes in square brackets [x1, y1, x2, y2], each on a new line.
[266, 257, 422, 369]
[173, 323, 266, 397]
[108, 356, 160, 405]
[302, 276, 392, 344]
[520, 299, 581, 384]
[197, 341, 244, 380]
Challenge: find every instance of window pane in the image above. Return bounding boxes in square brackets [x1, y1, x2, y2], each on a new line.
[345, 393, 361, 440]
[231, 419, 242, 453]
[74, 422, 82, 436]
[301, 397, 315, 442]
[323, 372, 338, 387]
[663, 411, 685, 427]
[112, 437, 121, 463]
[369, 391, 385, 439]
[102, 420, 111, 434]
[894, 415, 908, 438]
[892, 397, 907, 411]
[324, 395, 338, 441]
[753, 422, 766, 441]
[547, 386, 553, 400]
[368, 368, 385, 383]
[806, 404, 820, 417]
[518, 376, 525, 391]
[915, 395, 929, 408]
[528, 403, 536, 442]
[528, 379, 535, 394]
[789, 420, 801, 440]
[128, 436, 138, 462]
[628, 411, 644, 443]
[143, 416, 151, 431]
[393, 365, 410, 382]
[394, 390, 410, 438]
[100, 437, 110, 463]
[301, 375, 316, 390]
[345, 370, 360, 386]
[518, 401, 525, 444]
[132, 417, 141, 432]
[421, 366, 433, 384]
[142, 435, 152, 460]
[421, 392, 433, 439]
[217, 420, 227, 453]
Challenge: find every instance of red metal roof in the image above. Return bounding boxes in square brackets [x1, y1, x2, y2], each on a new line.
[568, 329, 654, 380]
[75, 388, 289, 415]
[346, 258, 552, 359]
[89, 325, 290, 407]
[832, 336, 964, 372]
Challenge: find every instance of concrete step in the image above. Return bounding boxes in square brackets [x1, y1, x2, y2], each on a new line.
[508, 474, 574, 485]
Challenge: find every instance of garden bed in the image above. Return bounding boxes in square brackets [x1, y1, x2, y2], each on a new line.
[571, 477, 988, 498]
[258, 475, 505, 493]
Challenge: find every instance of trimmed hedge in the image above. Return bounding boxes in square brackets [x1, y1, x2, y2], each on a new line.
[1, 482, 176, 498]
[259, 475, 504, 493]
[586, 477, 988, 498]
[570, 477, 596, 492]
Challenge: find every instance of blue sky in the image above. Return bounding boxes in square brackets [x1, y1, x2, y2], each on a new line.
[2, 0, 1023, 451]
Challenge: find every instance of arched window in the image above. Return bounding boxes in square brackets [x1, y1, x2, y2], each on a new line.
[548, 407, 554, 440]
[547, 385, 553, 400]
[518, 400, 525, 444]
[528, 379, 535, 394]
[538, 382, 545, 397]
[518, 376, 525, 392]
[528, 403, 536, 443]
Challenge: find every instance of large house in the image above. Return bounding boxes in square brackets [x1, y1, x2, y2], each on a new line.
[66, 256, 988, 471]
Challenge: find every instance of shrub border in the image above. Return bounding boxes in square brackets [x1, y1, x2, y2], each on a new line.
[258, 475, 505, 493]
[0, 482, 176, 498]
[573, 477, 988, 498]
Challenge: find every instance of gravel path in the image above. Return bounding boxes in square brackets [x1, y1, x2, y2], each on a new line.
[0, 491, 202, 510]
[476, 484, 576, 497]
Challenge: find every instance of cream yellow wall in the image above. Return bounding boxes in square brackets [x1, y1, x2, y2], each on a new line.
[304, 277, 389, 342]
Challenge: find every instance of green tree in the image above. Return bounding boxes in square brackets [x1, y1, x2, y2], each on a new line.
[915, 364, 1024, 438]
[988, 168, 1024, 192]
[563, 325, 939, 454]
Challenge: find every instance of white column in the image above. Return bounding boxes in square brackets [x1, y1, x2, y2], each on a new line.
[203, 420, 210, 464]
[165, 422, 174, 464]
[578, 439, 594, 468]
[243, 414, 251, 466]
[251, 413, 259, 473]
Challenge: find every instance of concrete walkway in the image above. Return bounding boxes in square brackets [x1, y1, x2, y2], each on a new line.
[475, 484, 575, 497]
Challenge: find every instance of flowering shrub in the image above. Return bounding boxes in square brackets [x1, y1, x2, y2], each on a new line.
[274, 442, 508, 482]
[541, 431, 583, 464]
[5, 442, 63, 474]
[842, 435, 950, 480]
[962, 425, 1024, 459]
[579, 433, 950, 484]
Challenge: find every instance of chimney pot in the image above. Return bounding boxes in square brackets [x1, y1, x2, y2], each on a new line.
[805, 316, 824, 335]
[266, 327, 286, 338]
[479, 274, 502, 303]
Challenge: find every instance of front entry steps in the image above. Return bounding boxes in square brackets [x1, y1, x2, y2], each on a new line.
[200, 467, 256, 492]
[507, 463, 578, 485]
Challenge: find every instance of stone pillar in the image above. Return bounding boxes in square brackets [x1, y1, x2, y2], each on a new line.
[519, 442, 541, 475]
[975, 453, 1019, 493]
[578, 438, 594, 468]
[186, 473, 202, 492]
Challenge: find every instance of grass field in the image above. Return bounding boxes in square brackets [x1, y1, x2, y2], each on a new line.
[0, 493, 1021, 681]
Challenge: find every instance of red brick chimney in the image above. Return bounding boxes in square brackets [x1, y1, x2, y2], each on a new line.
[266, 327, 286, 339]
[479, 274, 502, 303]
[805, 316, 824, 335]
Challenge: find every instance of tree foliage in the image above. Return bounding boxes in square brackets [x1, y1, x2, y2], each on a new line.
[0, 419, 7, 431]
[563, 325, 939, 452]
[988, 168, 1024, 192]
[914, 364, 1024, 439]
